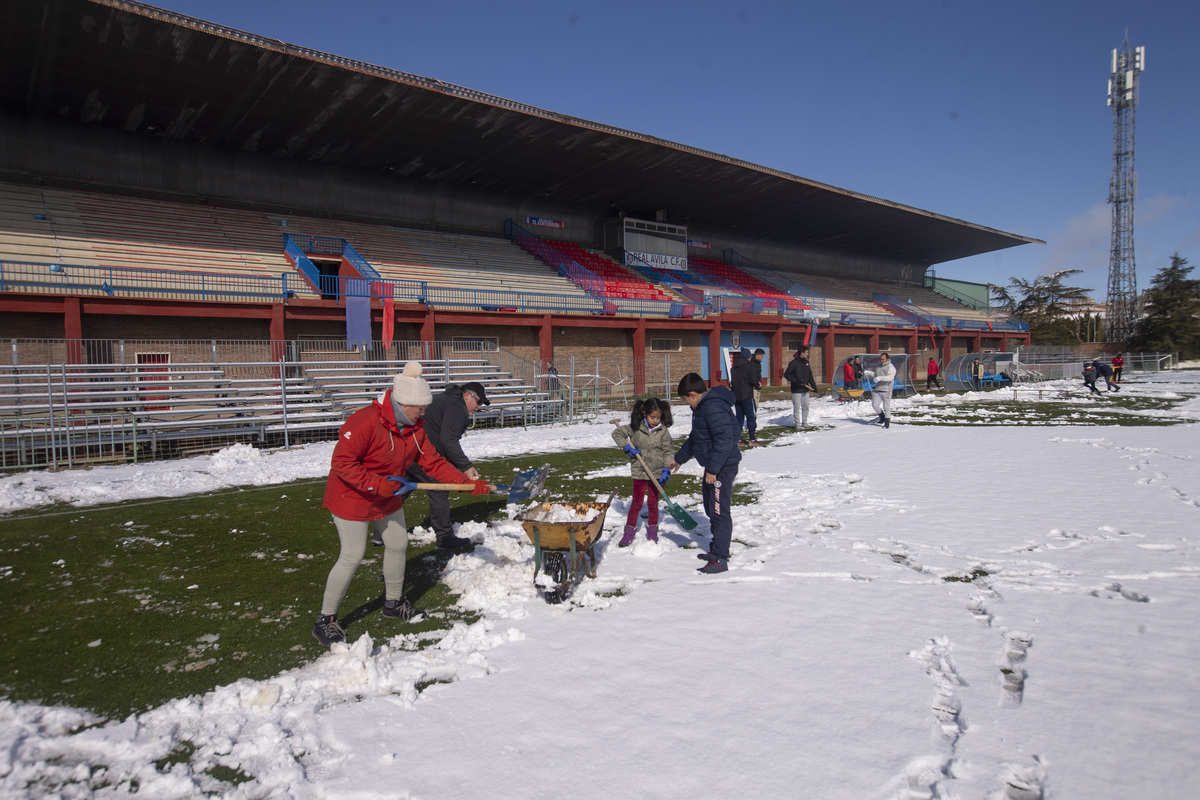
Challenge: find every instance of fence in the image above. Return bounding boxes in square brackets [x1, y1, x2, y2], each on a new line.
[0, 339, 674, 472]
[1008, 348, 1179, 381]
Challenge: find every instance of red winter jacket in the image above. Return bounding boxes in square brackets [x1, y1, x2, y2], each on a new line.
[323, 390, 473, 521]
[927, 360, 939, 376]
[843, 361, 856, 383]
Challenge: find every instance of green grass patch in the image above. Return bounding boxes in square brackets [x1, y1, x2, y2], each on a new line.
[0, 443, 754, 718]
[943, 568, 991, 583]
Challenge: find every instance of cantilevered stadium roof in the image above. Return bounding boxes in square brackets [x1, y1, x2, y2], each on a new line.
[1, 0, 1041, 265]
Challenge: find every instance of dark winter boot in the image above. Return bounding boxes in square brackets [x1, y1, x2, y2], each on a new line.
[877, 412, 885, 424]
[382, 595, 424, 621]
[618, 524, 636, 547]
[312, 614, 346, 647]
[436, 533, 474, 550]
[883, 418, 890, 429]
[646, 525, 659, 543]
[697, 557, 728, 575]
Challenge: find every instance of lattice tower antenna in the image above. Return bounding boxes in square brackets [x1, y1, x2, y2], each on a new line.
[1105, 37, 1145, 342]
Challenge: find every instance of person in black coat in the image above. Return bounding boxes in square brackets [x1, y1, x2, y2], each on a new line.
[393, 381, 490, 549]
[783, 346, 817, 430]
[751, 347, 766, 407]
[1092, 360, 1120, 392]
[729, 348, 759, 445]
[669, 373, 742, 574]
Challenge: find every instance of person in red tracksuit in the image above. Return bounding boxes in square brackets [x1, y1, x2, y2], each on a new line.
[313, 361, 491, 647]
[1112, 354, 1124, 383]
[842, 358, 857, 390]
[926, 357, 942, 391]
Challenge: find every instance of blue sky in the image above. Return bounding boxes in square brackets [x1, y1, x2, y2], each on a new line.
[152, 0, 1199, 299]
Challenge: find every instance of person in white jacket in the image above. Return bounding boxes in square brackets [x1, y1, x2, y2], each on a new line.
[864, 353, 896, 428]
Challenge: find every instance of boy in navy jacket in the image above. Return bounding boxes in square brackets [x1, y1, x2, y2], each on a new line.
[669, 373, 742, 574]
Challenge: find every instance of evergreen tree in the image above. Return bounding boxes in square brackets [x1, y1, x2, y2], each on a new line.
[991, 270, 1093, 345]
[1129, 254, 1200, 358]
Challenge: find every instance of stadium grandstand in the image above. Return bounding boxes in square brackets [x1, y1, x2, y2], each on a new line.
[0, 0, 1040, 468]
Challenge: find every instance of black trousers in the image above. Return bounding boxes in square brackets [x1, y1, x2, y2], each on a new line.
[405, 465, 454, 538]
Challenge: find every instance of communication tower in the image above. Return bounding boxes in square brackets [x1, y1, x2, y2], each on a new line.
[1105, 37, 1145, 342]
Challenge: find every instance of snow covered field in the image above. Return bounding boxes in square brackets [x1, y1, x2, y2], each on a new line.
[2, 371, 1199, 799]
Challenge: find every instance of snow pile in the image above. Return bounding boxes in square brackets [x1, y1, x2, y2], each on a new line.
[520, 503, 602, 523]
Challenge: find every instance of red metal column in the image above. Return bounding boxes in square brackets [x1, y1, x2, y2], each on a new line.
[63, 297, 83, 363]
[420, 308, 436, 358]
[633, 317, 646, 395]
[539, 315, 553, 368]
[823, 327, 836, 384]
[270, 303, 285, 361]
[708, 319, 723, 388]
[770, 327, 784, 387]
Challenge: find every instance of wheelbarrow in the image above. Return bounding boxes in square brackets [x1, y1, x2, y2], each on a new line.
[516, 492, 615, 604]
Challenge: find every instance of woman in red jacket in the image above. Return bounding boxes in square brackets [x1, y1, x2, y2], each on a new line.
[313, 361, 490, 647]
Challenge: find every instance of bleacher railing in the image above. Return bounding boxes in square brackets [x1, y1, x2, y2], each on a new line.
[724, 249, 826, 310]
[1, 259, 292, 302]
[502, 219, 606, 302]
[1, 258, 1024, 329]
[284, 234, 382, 281]
[282, 235, 332, 296]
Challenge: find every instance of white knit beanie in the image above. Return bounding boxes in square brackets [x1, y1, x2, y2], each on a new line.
[392, 361, 433, 406]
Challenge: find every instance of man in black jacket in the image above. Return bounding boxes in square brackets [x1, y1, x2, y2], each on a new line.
[783, 346, 817, 430]
[730, 348, 759, 445]
[372, 381, 490, 549]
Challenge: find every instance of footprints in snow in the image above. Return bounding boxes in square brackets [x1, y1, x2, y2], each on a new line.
[901, 597, 1043, 797]
[1091, 581, 1150, 603]
[999, 631, 1033, 708]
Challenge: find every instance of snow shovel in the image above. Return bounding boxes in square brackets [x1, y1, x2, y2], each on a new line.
[632, 452, 698, 531]
[387, 463, 549, 505]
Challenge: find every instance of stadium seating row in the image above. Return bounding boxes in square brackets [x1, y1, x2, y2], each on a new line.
[0, 181, 996, 324]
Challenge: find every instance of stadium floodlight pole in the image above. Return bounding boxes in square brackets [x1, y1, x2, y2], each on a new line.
[1104, 37, 1145, 343]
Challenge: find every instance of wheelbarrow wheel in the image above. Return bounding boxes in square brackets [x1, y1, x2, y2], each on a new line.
[542, 552, 570, 604]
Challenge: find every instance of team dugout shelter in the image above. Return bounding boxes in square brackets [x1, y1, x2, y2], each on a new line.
[0, 0, 1040, 396]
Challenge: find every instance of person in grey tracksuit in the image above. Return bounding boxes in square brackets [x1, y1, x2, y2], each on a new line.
[865, 353, 895, 429]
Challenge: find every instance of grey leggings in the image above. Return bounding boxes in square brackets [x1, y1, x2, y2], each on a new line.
[320, 510, 409, 617]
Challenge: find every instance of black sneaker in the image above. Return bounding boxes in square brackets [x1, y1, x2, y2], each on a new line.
[312, 614, 346, 646]
[370, 530, 384, 547]
[696, 551, 711, 560]
[697, 558, 728, 575]
[883, 419, 890, 429]
[382, 595, 424, 621]
[435, 533, 474, 550]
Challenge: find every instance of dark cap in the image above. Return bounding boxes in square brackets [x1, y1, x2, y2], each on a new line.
[462, 381, 490, 405]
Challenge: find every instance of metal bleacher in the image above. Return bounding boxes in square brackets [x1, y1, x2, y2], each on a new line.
[0, 352, 559, 469]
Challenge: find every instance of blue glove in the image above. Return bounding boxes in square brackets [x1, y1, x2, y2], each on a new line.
[622, 444, 641, 459]
[386, 476, 416, 497]
[659, 467, 671, 486]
